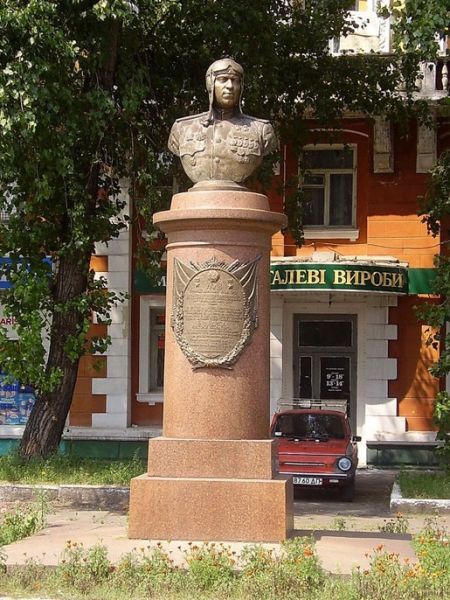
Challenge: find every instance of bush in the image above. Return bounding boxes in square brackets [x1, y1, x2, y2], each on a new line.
[414, 518, 450, 584]
[352, 545, 429, 600]
[239, 537, 324, 599]
[185, 542, 235, 592]
[55, 542, 111, 593]
[352, 524, 450, 600]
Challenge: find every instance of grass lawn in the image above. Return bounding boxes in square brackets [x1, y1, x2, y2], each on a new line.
[398, 471, 450, 499]
[0, 453, 147, 486]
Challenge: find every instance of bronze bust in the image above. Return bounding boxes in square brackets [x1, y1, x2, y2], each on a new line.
[168, 58, 277, 190]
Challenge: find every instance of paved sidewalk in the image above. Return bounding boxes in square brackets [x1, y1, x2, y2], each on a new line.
[2, 508, 418, 575]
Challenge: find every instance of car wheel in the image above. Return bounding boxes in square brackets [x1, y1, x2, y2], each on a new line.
[341, 480, 355, 502]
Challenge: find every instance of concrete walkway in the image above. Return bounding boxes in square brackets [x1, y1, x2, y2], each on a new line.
[3, 508, 418, 575]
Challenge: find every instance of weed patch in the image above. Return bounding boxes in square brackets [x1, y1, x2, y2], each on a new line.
[239, 537, 324, 598]
[414, 517, 450, 582]
[6, 558, 48, 593]
[185, 542, 235, 592]
[378, 513, 409, 534]
[331, 516, 346, 531]
[56, 541, 111, 593]
[0, 492, 50, 546]
[113, 545, 180, 595]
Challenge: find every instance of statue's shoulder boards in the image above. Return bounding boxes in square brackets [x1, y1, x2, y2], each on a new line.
[241, 114, 270, 125]
[175, 112, 208, 124]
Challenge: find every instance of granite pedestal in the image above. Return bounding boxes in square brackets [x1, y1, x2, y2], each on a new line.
[128, 190, 293, 542]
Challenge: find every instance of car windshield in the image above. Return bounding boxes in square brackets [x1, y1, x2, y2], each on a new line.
[273, 413, 346, 440]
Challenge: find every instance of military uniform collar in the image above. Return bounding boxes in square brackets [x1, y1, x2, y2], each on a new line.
[212, 107, 237, 121]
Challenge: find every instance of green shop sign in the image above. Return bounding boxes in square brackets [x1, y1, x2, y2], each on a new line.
[270, 263, 408, 294]
[135, 265, 435, 295]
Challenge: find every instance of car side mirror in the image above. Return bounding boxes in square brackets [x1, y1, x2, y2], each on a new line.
[352, 436, 362, 442]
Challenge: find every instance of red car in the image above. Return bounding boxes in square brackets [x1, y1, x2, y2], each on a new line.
[270, 407, 361, 501]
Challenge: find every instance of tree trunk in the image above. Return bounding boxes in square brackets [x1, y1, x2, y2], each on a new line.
[19, 19, 121, 459]
[19, 251, 91, 458]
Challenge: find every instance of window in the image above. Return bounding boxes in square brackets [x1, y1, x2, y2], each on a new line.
[300, 146, 356, 229]
[298, 320, 353, 348]
[137, 297, 166, 404]
[149, 309, 165, 391]
[273, 413, 345, 440]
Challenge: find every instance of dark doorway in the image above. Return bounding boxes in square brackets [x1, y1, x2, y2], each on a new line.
[293, 314, 357, 428]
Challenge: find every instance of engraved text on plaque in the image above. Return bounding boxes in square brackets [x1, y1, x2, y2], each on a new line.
[172, 257, 259, 368]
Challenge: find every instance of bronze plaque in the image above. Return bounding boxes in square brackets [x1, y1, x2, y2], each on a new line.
[172, 257, 259, 369]
[183, 269, 245, 358]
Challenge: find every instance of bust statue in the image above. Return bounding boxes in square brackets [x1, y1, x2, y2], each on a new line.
[168, 58, 277, 190]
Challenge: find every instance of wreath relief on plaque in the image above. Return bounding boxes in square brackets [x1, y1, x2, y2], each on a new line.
[172, 256, 260, 369]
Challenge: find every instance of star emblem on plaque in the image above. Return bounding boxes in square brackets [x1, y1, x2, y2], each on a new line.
[172, 257, 260, 369]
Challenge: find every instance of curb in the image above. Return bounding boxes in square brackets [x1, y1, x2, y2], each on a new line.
[0, 483, 129, 511]
[390, 480, 450, 514]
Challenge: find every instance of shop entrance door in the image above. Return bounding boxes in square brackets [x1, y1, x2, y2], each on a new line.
[293, 314, 357, 428]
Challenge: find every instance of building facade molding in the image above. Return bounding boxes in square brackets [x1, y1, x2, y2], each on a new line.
[373, 116, 394, 173]
[417, 115, 437, 173]
[91, 186, 132, 429]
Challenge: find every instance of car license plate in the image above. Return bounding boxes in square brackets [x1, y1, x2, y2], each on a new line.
[293, 476, 323, 486]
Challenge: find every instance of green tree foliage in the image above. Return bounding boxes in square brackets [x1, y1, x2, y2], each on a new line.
[0, 0, 414, 457]
[388, 0, 450, 122]
[392, 1, 450, 464]
[0, 0, 148, 456]
[416, 152, 450, 466]
[391, 0, 450, 60]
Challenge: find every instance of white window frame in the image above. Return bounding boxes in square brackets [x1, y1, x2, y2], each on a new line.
[300, 144, 358, 240]
[137, 295, 165, 404]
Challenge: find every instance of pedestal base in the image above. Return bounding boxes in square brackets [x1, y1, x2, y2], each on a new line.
[128, 474, 293, 542]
